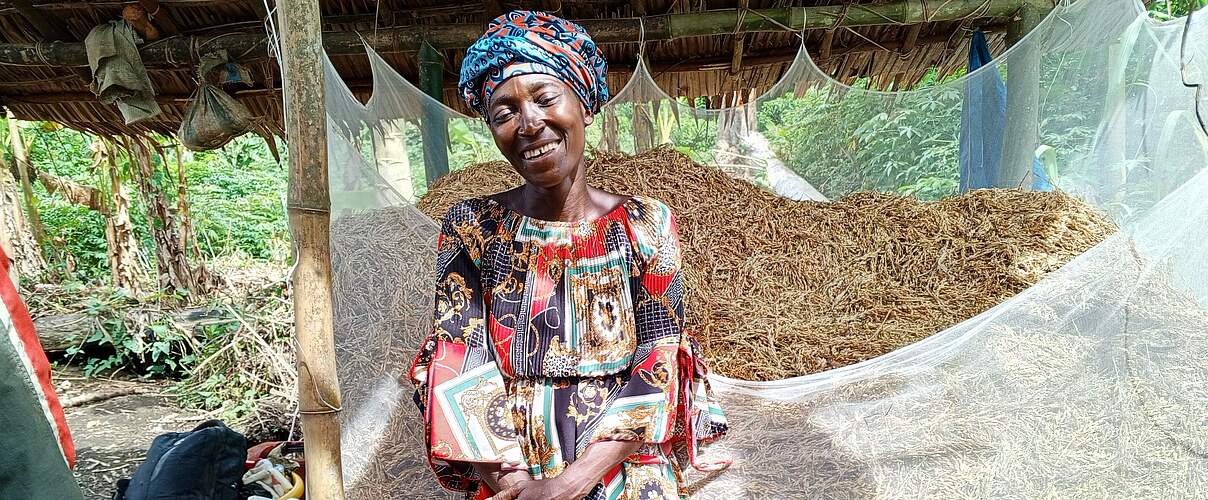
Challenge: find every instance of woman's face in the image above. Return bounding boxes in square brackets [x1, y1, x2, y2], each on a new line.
[486, 73, 594, 188]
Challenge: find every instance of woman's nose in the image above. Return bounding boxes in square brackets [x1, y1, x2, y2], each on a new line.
[517, 106, 544, 136]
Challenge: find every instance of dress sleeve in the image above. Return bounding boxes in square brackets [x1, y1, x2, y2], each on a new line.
[410, 205, 525, 493]
[589, 201, 729, 470]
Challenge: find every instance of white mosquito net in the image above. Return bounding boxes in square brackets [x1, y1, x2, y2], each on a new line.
[305, 0, 1208, 496]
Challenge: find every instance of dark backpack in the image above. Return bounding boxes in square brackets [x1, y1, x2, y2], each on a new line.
[113, 419, 248, 500]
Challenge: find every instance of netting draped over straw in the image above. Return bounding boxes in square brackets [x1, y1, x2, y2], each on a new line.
[305, 0, 1208, 496]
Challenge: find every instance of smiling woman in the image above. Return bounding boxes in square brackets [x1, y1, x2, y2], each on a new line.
[407, 10, 729, 500]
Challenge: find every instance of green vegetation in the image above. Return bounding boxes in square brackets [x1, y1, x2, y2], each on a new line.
[1148, 0, 1207, 20]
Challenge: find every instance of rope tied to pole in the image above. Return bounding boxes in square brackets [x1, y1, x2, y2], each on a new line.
[298, 361, 344, 415]
[32, 42, 52, 67]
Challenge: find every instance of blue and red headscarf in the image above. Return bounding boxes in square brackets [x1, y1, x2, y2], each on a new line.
[459, 11, 609, 118]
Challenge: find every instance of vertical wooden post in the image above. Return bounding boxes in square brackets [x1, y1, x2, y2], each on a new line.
[278, 0, 345, 498]
[419, 41, 450, 183]
[998, 2, 1046, 188]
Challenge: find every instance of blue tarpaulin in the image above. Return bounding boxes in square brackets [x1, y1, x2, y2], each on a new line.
[959, 31, 1054, 191]
[958, 31, 1006, 191]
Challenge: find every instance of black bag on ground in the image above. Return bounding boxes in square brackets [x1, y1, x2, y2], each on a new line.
[112, 419, 248, 500]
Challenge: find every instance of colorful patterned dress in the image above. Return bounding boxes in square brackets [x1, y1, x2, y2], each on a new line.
[410, 195, 728, 499]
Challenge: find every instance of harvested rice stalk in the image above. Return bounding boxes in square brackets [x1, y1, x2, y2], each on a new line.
[415, 147, 1117, 381]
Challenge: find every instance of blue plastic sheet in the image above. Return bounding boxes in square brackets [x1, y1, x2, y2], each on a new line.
[958, 31, 1006, 192]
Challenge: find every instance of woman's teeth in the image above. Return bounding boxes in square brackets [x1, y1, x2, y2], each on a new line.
[522, 141, 560, 159]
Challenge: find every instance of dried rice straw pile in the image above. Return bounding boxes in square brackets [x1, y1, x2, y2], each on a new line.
[416, 146, 1117, 381]
[332, 147, 1207, 498]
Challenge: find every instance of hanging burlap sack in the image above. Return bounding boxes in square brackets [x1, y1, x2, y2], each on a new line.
[178, 51, 255, 151]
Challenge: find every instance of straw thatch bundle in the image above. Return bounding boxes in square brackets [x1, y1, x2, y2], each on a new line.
[415, 147, 1117, 380]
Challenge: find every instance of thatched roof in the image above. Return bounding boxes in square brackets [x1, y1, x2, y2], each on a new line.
[0, 0, 1028, 137]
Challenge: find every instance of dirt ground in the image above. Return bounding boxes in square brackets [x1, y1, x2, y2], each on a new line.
[54, 367, 211, 500]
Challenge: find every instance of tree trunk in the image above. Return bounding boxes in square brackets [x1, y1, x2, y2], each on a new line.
[602, 106, 619, 152]
[172, 145, 215, 290]
[633, 102, 655, 153]
[6, 114, 50, 258]
[371, 119, 415, 201]
[0, 149, 45, 280]
[130, 140, 199, 296]
[97, 141, 143, 293]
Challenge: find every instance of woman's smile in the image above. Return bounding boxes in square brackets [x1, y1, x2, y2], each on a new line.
[520, 138, 562, 160]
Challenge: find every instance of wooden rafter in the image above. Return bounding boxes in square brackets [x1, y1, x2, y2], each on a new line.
[0, 24, 1012, 108]
[0, 0, 1027, 68]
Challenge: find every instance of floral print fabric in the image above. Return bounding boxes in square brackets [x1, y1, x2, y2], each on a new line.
[410, 196, 727, 499]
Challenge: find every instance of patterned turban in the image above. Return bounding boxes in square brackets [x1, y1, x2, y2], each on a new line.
[459, 10, 609, 118]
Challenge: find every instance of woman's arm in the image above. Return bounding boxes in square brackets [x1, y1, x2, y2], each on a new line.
[552, 440, 643, 497]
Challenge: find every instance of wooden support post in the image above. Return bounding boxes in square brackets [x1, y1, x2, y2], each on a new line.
[731, 0, 749, 75]
[1101, 42, 1127, 200]
[998, 1, 1047, 188]
[820, 30, 835, 62]
[278, 0, 346, 498]
[418, 41, 450, 183]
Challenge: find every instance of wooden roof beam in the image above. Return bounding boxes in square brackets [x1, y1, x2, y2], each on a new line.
[0, 0, 1032, 68]
[0, 27, 1012, 106]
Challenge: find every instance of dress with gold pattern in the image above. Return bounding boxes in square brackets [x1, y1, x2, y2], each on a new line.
[410, 195, 727, 500]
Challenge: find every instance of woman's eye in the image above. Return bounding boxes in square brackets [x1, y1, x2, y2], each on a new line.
[492, 110, 514, 123]
[537, 94, 558, 106]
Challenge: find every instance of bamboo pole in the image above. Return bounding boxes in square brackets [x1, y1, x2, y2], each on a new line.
[0, 0, 1029, 67]
[278, 0, 345, 498]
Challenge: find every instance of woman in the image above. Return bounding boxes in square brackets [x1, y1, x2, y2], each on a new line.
[409, 11, 728, 500]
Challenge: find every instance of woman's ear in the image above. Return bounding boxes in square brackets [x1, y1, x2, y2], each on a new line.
[583, 109, 595, 126]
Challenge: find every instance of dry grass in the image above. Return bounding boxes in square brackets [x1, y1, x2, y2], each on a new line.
[415, 146, 1116, 380]
[684, 238, 1208, 497]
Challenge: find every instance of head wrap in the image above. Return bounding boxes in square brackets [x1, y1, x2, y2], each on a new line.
[459, 10, 609, 118]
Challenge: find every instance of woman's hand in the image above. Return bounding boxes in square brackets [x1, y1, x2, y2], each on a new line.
[487, 471, 595, 500]
[485, 478, 534, 500]
[494, 475, 592, 500]
[475, 465, 532, 498]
